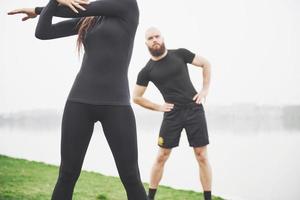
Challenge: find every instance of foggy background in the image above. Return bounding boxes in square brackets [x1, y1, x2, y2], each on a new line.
[1, 0, 300, 200]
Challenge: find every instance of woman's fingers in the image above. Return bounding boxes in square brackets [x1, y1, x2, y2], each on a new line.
[7, 9, 24, 15]
[22, 16, 30, 21]
[68, 3, 79, 13]
[76, 0, 90, 5]
[7, 9, 18, 15]
[72, 2, 86, 11]
[62, 0, 90, 13]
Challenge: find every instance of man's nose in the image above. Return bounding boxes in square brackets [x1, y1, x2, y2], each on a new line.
[153, 41, 159, 46]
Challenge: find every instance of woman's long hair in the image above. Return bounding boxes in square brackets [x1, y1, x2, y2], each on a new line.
[76, 16, 96, 54]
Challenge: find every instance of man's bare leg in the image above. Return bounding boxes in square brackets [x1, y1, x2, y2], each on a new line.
[194, 146, 212, 200]
[148, 147, 172, 200]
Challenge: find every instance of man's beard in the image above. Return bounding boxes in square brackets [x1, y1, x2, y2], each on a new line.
[148, 43, 166, 57]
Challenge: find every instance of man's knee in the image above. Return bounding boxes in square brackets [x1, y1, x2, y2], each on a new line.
[156, 149, 171, 165]
[194, 147, 208, 164]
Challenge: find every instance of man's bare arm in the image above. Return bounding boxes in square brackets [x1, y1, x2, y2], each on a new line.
[132, 85, 173, 112]
[191, 55, 211, 103]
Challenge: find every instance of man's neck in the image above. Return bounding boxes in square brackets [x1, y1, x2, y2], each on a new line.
[151, 50, 168, 61]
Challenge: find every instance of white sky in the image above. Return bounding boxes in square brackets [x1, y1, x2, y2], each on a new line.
[1, 0, 300, 113]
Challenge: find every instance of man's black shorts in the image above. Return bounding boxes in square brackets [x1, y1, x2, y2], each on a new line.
[158, 102, 209, 148]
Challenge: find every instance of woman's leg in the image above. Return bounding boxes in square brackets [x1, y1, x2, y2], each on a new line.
[52, 101, 95, 200]
[100, 105, 147, 200]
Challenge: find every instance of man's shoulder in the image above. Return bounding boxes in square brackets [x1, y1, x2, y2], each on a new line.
[168, 48, 195, 64]
[172, 48, 190, 52]
[145, 59, 153, 67]
[139, 59, 152, 72]
[168, 48, 190, 55]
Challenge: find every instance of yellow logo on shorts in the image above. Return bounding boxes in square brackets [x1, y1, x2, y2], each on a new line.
[158, 136, 164, 146]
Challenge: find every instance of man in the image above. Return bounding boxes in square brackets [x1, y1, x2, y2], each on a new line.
[133, 27, 213, 200]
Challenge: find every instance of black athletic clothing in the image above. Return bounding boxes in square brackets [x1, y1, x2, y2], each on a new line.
[52, 101, 147, 200]
[136, 49, 209, 148]
[35, 1, 146, 199]
[148, 188, 157, 199]
[204, 191, 212, 200]
[158, 102, 209, 148]
[35, 0, 139, 105]
[136, 49, 197, 104]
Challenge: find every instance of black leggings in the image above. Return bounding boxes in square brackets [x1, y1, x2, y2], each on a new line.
[51, 101, 147, 200]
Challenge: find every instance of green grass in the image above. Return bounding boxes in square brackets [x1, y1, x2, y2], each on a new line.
[0, 155, 224, 200]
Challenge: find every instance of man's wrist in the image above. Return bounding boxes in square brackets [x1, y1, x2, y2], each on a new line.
[152, 104, 161, 112]
[201, 87, 209, 92]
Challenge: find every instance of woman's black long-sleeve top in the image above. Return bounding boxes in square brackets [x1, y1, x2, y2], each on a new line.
[35, 0, 139, 105]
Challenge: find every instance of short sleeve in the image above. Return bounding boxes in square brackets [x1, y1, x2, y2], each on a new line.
[177, 48, 196, 64]
[136, 66, 150, 87]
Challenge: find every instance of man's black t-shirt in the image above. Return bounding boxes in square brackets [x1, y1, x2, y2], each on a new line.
[136, 48, 198, 104]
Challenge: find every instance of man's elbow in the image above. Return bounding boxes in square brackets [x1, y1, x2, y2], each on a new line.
[132, 96, 142, 105]
[204, 62, 211, 70]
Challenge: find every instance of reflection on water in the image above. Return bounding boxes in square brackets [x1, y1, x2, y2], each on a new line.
[1, 126, 300, 200]
[1, 104, 300, 133]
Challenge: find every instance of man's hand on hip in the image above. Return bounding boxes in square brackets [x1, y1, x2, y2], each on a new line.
[158, 102, 174, 112]
[193, 89, 208, 104]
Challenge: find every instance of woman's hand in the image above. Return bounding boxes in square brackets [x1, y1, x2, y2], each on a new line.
[56, 0, 90, 13]
[7, 8, 37, 21]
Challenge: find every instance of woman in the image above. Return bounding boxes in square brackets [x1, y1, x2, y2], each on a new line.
[8, 0, 148, 199]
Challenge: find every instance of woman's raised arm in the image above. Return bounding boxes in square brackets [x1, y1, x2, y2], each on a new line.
[35, 0, 82, 40]
[36, 0, 130, 18]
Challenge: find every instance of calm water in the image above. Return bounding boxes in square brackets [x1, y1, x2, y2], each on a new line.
[1, 126, 300, 200]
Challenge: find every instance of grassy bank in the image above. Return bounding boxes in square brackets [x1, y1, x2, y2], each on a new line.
[0, 155, 224, 200]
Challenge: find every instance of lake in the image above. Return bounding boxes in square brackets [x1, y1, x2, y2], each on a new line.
[0, 126, 300, 200]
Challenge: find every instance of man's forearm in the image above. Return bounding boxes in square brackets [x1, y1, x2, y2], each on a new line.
[133, 97, 161, 111]
[202, 63, 211, 91]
